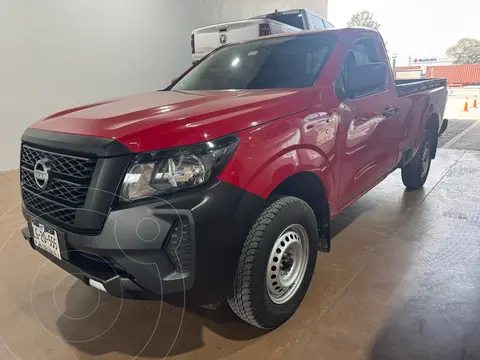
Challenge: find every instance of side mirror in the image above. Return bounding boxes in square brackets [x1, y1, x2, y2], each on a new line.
[344, 62, 387, 98]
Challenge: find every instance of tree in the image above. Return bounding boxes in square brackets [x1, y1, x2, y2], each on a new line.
[347, 10, 381, 30]
[446, 38, 480, 64]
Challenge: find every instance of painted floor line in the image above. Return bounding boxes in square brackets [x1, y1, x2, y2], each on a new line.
[442, 120, 480, 149]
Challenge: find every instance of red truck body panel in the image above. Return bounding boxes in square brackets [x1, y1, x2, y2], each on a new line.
[29, 28, 446, 219]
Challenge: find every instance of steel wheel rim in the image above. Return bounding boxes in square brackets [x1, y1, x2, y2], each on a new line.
[266, 224, 309, 304]
[421, 144, 430, 179]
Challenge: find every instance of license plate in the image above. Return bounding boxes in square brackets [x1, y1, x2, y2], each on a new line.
[32, 222, 61, 260]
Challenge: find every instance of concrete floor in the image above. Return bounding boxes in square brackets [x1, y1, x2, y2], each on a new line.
[1, 147, 480, 360]
[438, 119, 476, 148]
[444, 87, 480, 121]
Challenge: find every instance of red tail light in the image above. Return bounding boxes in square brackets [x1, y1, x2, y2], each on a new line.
[259, 23, 271, 36]
[191, 34, 195, 54]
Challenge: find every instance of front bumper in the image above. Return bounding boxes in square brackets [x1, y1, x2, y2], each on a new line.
[22, 181, 265, 304]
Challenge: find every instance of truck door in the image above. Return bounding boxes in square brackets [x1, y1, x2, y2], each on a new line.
[336, 36, 398, 207]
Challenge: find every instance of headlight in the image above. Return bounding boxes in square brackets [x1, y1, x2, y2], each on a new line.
[120, 135, 239, 201]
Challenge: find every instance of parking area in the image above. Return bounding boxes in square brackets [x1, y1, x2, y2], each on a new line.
[1, 143, 480, 359]
[444, 86, 480, 121]
[439, 86, 480, 150]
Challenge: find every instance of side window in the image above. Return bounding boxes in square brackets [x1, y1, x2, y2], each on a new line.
[324, 20, 334, 29]
[311, 15, 326, 30]
[337, 37, 385, 97]
[340, 37, 379, 80]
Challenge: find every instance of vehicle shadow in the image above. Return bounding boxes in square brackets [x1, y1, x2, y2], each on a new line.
[54, 281, 267, 359]
[330, 196, 378, 239]
[331, 184, 426, 239]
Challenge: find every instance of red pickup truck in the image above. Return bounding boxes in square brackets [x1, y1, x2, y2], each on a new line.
[20, 28, 448, 329]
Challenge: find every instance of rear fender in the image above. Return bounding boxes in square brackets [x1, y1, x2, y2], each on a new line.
[415, 103, 440, 150]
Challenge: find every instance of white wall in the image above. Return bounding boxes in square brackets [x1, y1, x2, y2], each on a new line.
[0, 0, 327, 171]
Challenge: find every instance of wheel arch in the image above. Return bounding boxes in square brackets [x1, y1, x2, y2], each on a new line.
[415, 104, 440, 159]
[426, 112, 440, 159]
[269, 171, 331, 253]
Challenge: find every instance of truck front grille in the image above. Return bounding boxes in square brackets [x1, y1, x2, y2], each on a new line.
[20, 143, 97, 227]
[21, 170, 89, 205]
[22, 189, 77, 225]
[21, 145, 96, 179]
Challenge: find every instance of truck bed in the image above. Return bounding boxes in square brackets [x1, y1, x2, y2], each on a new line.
[395, 78, 447, 97]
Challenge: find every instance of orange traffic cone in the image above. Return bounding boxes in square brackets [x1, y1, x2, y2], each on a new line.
[463, 96, 469, 112]
[473, 96, 478, 108]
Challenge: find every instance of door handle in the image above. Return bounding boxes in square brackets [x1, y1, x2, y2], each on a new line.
[383, 107, 399, 117]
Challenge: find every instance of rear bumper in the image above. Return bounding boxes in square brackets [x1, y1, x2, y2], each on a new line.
[22, 181, 265, 304]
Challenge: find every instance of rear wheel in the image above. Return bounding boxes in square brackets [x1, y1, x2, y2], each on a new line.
[227, 196, 318, 329]
[401, 131, 432, 190]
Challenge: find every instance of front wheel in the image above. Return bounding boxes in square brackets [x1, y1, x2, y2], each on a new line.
[227, 196, 318, 329]
[401, 131, 432, 190]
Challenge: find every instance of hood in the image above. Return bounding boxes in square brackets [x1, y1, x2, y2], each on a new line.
[31, 89, 315, 153]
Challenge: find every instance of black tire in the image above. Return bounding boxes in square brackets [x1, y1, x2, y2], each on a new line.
[227, 196, 318, 329]
[401, 131, 432, 190]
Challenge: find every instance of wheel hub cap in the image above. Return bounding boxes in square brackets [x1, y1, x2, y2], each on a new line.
[266, 224, 309, 304]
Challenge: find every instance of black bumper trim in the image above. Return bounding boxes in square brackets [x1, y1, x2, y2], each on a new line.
[22, 180, 266, 304]
[22, 228, 154, 299]
[22, 206, 195, 298]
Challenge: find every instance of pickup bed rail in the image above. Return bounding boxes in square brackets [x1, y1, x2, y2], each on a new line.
[395, 78, 447, 97]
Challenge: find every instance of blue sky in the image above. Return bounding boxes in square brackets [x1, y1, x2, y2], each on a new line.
[329, 0, 480, 65]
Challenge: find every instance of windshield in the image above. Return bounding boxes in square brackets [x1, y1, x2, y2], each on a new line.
[171, 33, 337, 91]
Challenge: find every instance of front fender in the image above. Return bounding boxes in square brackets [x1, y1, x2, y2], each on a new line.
[250, 147, 334, 200]
[220, 144, 335, 203]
